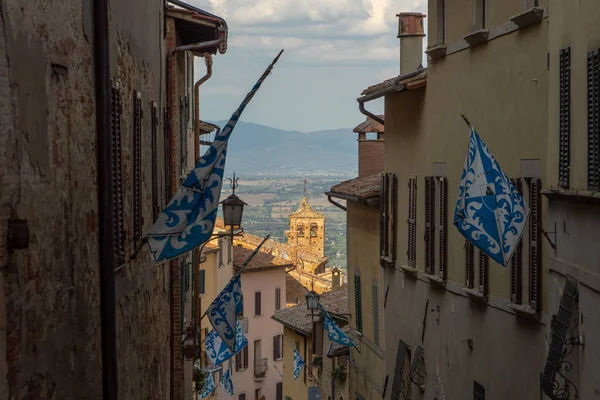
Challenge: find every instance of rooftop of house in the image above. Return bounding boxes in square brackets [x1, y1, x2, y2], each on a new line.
[289, 197, 324, 219]
[353, 116, 385, 133]
[233, 246, 293, 273]
[361, 68, 427, 98]
[166, 4, 227, 55]
[327, 173, 382, 204]
[271, 286, 348, 336]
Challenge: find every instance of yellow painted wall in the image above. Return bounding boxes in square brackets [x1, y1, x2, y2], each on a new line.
[283, 327, 316, 399]
[387, 15, 549, 303]
[346, 203, 385, 399]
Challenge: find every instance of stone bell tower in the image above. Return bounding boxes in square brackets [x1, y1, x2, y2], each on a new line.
[285, 179, 325, 258]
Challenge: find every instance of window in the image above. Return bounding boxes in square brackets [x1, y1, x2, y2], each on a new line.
[435, 0, 446, 44]
[275, 288, 281, 311]
[199, 269, 206, 295]
[310, 223, 318, 237]
[391, 339, 411, 400]
[354, 274, 362, 332]
[372, 283, 380, 347]
[425, 176, 447, 279]
[407, 177, 417, 267]
[236, 345, 249, 370]
[313, 321, 323, 356]
[255, 389, 260, 400]
[110, 80, 125, 266]
[239, 394, 246, 400]
[474, 380, 485, 399]
[297, 223, 305, 237]
[465, 240, 475, 289]
[132, 90, 143, 241]
[380, 173, 397, 265]
[273, 334, 283, 360]
[587, 49, 600, 190]
[475, 0, 486, 30]
[276, 382, 283, 400]
[255, 291, 262, 316]
[424, 176, 436, 274]
[559, 47, 571, 188]
[337, 354, 347, 368]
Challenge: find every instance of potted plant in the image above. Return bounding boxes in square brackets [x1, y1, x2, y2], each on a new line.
[258, 395, 266, 400]
[193, 367, 207, 393]
[284, 396, 293, 400]
[312, 355, 322, 367]
[332, 366, 347, 381]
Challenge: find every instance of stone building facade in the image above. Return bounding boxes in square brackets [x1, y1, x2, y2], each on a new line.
[286, 197, 326, 260]
[0, 0, 227, 399]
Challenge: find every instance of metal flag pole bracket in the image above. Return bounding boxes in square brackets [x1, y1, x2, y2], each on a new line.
[539, 220, 557, 253]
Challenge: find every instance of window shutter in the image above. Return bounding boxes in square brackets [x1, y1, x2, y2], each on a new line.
[407, 177, 417, 267]
[559, 47, 571, 188]
[244, 345, 249, 369]
[587, 49, 600, 190]
[199, 269, 206, 294]
[529, 178, 542, 311]
[163, 107, 170, 201]
[150, 102, 159, 219]
[380, 174, 388, 264]
[510, 178, 523, 303]
[372, 283, 379, 347]
[240, 293, 244, 317]
[438, 177, 448, 280]
[255, 292, 261, 316]
[218, 238, 224, 266]
[132, 91, 143, 241]
[479, 251, 489, 296]
[465, 240, 474, 288]
[391, 340, 408, 400]
[313, 321, 323, 356]
[276, 382, 283, 400]
[424, 176, 436, 274]
[273, 336, 278, 361]
[275, 288, 281, 311]
[236, 352, 242, 371]
[111, 81, 125, 265]
[354, 274, 362, 332]
[391, 174, 398, 262]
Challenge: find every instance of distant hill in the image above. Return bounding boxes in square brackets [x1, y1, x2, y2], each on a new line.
[210, 120, 358, 174]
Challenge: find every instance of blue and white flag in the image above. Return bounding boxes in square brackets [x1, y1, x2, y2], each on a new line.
[206, 274, 243, 351]
[199, 370, 215, 399]
[323, 313, 355, 347]
[454, 127, 529, 267]
[293, 345, 305, 380]
[219, 368, 235, 396]
[206, 319, 248, 365]
[146, 50, 284, 262]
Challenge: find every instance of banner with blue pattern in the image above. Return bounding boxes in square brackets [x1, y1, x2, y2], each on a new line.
[293, 345, 305, 380]
[206, 319, 247, 366]
[206, 274, 243, 352]
[199, 370, 215, 399]
[146, 50, 284, 263]
[219, 368, 235, 396]
[323, 313, 355, 347]
[454, 127, 529, 267]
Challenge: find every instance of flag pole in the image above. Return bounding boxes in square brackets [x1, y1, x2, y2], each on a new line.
[460, 113, 472, 127]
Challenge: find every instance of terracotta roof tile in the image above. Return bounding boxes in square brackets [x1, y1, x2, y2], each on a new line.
[233, 246, 292, 273]
[328, 173, 382, 200]
[271, 286, 349, 335]
[361, 69, 427, 96]
[353, 116, 385, 133]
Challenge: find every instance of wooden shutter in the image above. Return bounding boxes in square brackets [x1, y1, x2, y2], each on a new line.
[391, 340, 408, 400]
[163, 107, 171, 201]
[465, 240, 474, 288]
[236, 352, 242, 371]
[372, 283, 380, 347]
[111, 81, 125, 265]
[354, 274, 362, 332]
[438, 177, 448, 280]
[479, 251, 489, 296]
[380, 174, 388, 264]
[150, 101, 159, 219]
[529, 178, 542, 311]
[243, 345, 249, 369]
[132, 91, 143, 241]
[273, 335, 279, 360]
[510, 178, 523, 303]
[380, 173, 398, 264]
[199, 269, 206, 294]
[275, 288, 281, 311]
[255, 292, 261, 316]
[313, 321, 323, 356]
[587, 49, 600, 190]
[559, 47, 571, 188]
[390, 174, 398, 262]
[276, 382, 283, 400]
[424, 176, 436, 274]
[407, 177, 417, 267]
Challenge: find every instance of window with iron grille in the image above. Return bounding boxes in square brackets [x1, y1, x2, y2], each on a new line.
[391, 339, 411, 400]
[559, 47, 571, 188]
[380, 173, 398, 265]
[465, 240, 474, 289]
[407, 177, 417, 267]
[150, 101, 159, 219]
[529, 178, 542, 311]
[438, 177, 448, 280]
[372, 283, 379, 347]
[354, 274, 362, 332]
[587, 49, 600, 190]
[111, 81, 125, 265]
[473, 380, 485, 399]
[478, 251, 489, 296]
[132, 91, 143, 241]
[510, 178, 523, 303]
[424, 176, 436, 274]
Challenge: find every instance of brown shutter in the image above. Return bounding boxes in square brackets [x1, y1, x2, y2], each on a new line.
[380, 174, 388, 264]
[150, 101, 159, 219]
[276, 382, 283, 400]
[438, 177, 448, 280]
[407, 177, 417, 267]
[587, 49, 600, 190]
[111, 81, 125, 265]
[132, 91, 143, 241]
[510, 178, 523, 303]
[255, 292, 261, 316]
[529, 178, 542, 311]
[244, 345, 249, 369]
[236, 352, 242, 371]
[391, 174, 398, 262]
[479, 251, 489, 296]
[559, 47, 571, 189]
[273, 336, 278, 360]
[424, 176, 436, 274]
[465, 241, 474, 288]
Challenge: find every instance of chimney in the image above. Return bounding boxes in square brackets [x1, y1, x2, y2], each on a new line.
[332, 267, 341, 290]
[397, 12, 426, 75]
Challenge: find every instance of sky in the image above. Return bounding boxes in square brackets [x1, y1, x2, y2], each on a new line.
[190, 0, 427, 132]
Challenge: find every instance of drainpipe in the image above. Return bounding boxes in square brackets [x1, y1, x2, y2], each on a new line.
[93, 0, 118, 397]
[194, 54, 213, 162]
[358, 100, 384, 126]
[326, 195, 347, 212]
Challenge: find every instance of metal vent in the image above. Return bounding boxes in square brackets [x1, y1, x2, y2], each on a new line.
[424, 176, 436, 274]
[132, 91, 143, 241]
[559, 47, 571, 188]
[111, 81, 125, 265]
[587, 49, 600, 190]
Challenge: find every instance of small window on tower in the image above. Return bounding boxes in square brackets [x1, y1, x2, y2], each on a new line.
[310, 223, 318, 237]
[297, 223, 305, 237]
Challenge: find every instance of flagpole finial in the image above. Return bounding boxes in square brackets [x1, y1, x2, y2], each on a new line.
[460, 113, 472, 128]
[228, 172, 239, 194]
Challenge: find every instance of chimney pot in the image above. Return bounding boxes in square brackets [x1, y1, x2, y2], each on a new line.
[397, 12, 426, 75]
[396, 12, 426, 38]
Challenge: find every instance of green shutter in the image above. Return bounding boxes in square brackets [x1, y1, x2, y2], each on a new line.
[354, 275, 362, 332]
[372, 283, 379, 347]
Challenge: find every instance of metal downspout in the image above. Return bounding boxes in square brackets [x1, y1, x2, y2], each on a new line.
[327, 195, 347, 212]
[93, 0, 118, 397]
[358, 100, 384, 126]
[194, 54, 213, 162]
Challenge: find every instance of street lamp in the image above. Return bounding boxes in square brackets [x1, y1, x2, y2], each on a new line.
[220, 172, 247, 231]
[305, 290, 320, 312]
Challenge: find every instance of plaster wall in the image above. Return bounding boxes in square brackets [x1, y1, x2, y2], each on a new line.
[282, 327, 317, 400]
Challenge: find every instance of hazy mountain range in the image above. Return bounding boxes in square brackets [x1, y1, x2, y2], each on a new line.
[210, 120, 358, 174]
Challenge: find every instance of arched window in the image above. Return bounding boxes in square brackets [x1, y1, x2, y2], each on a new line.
[297, 223, 305, 237]
[310, 223, 318, 237]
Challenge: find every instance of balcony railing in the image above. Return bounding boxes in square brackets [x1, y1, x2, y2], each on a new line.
[254, 358, 268, 379]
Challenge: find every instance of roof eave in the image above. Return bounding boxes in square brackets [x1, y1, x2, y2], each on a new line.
[271, 316, 311, 336]
[325, 191, 379, 206]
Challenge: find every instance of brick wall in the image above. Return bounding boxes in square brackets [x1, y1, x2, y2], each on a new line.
[358, 140, 385, 177]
